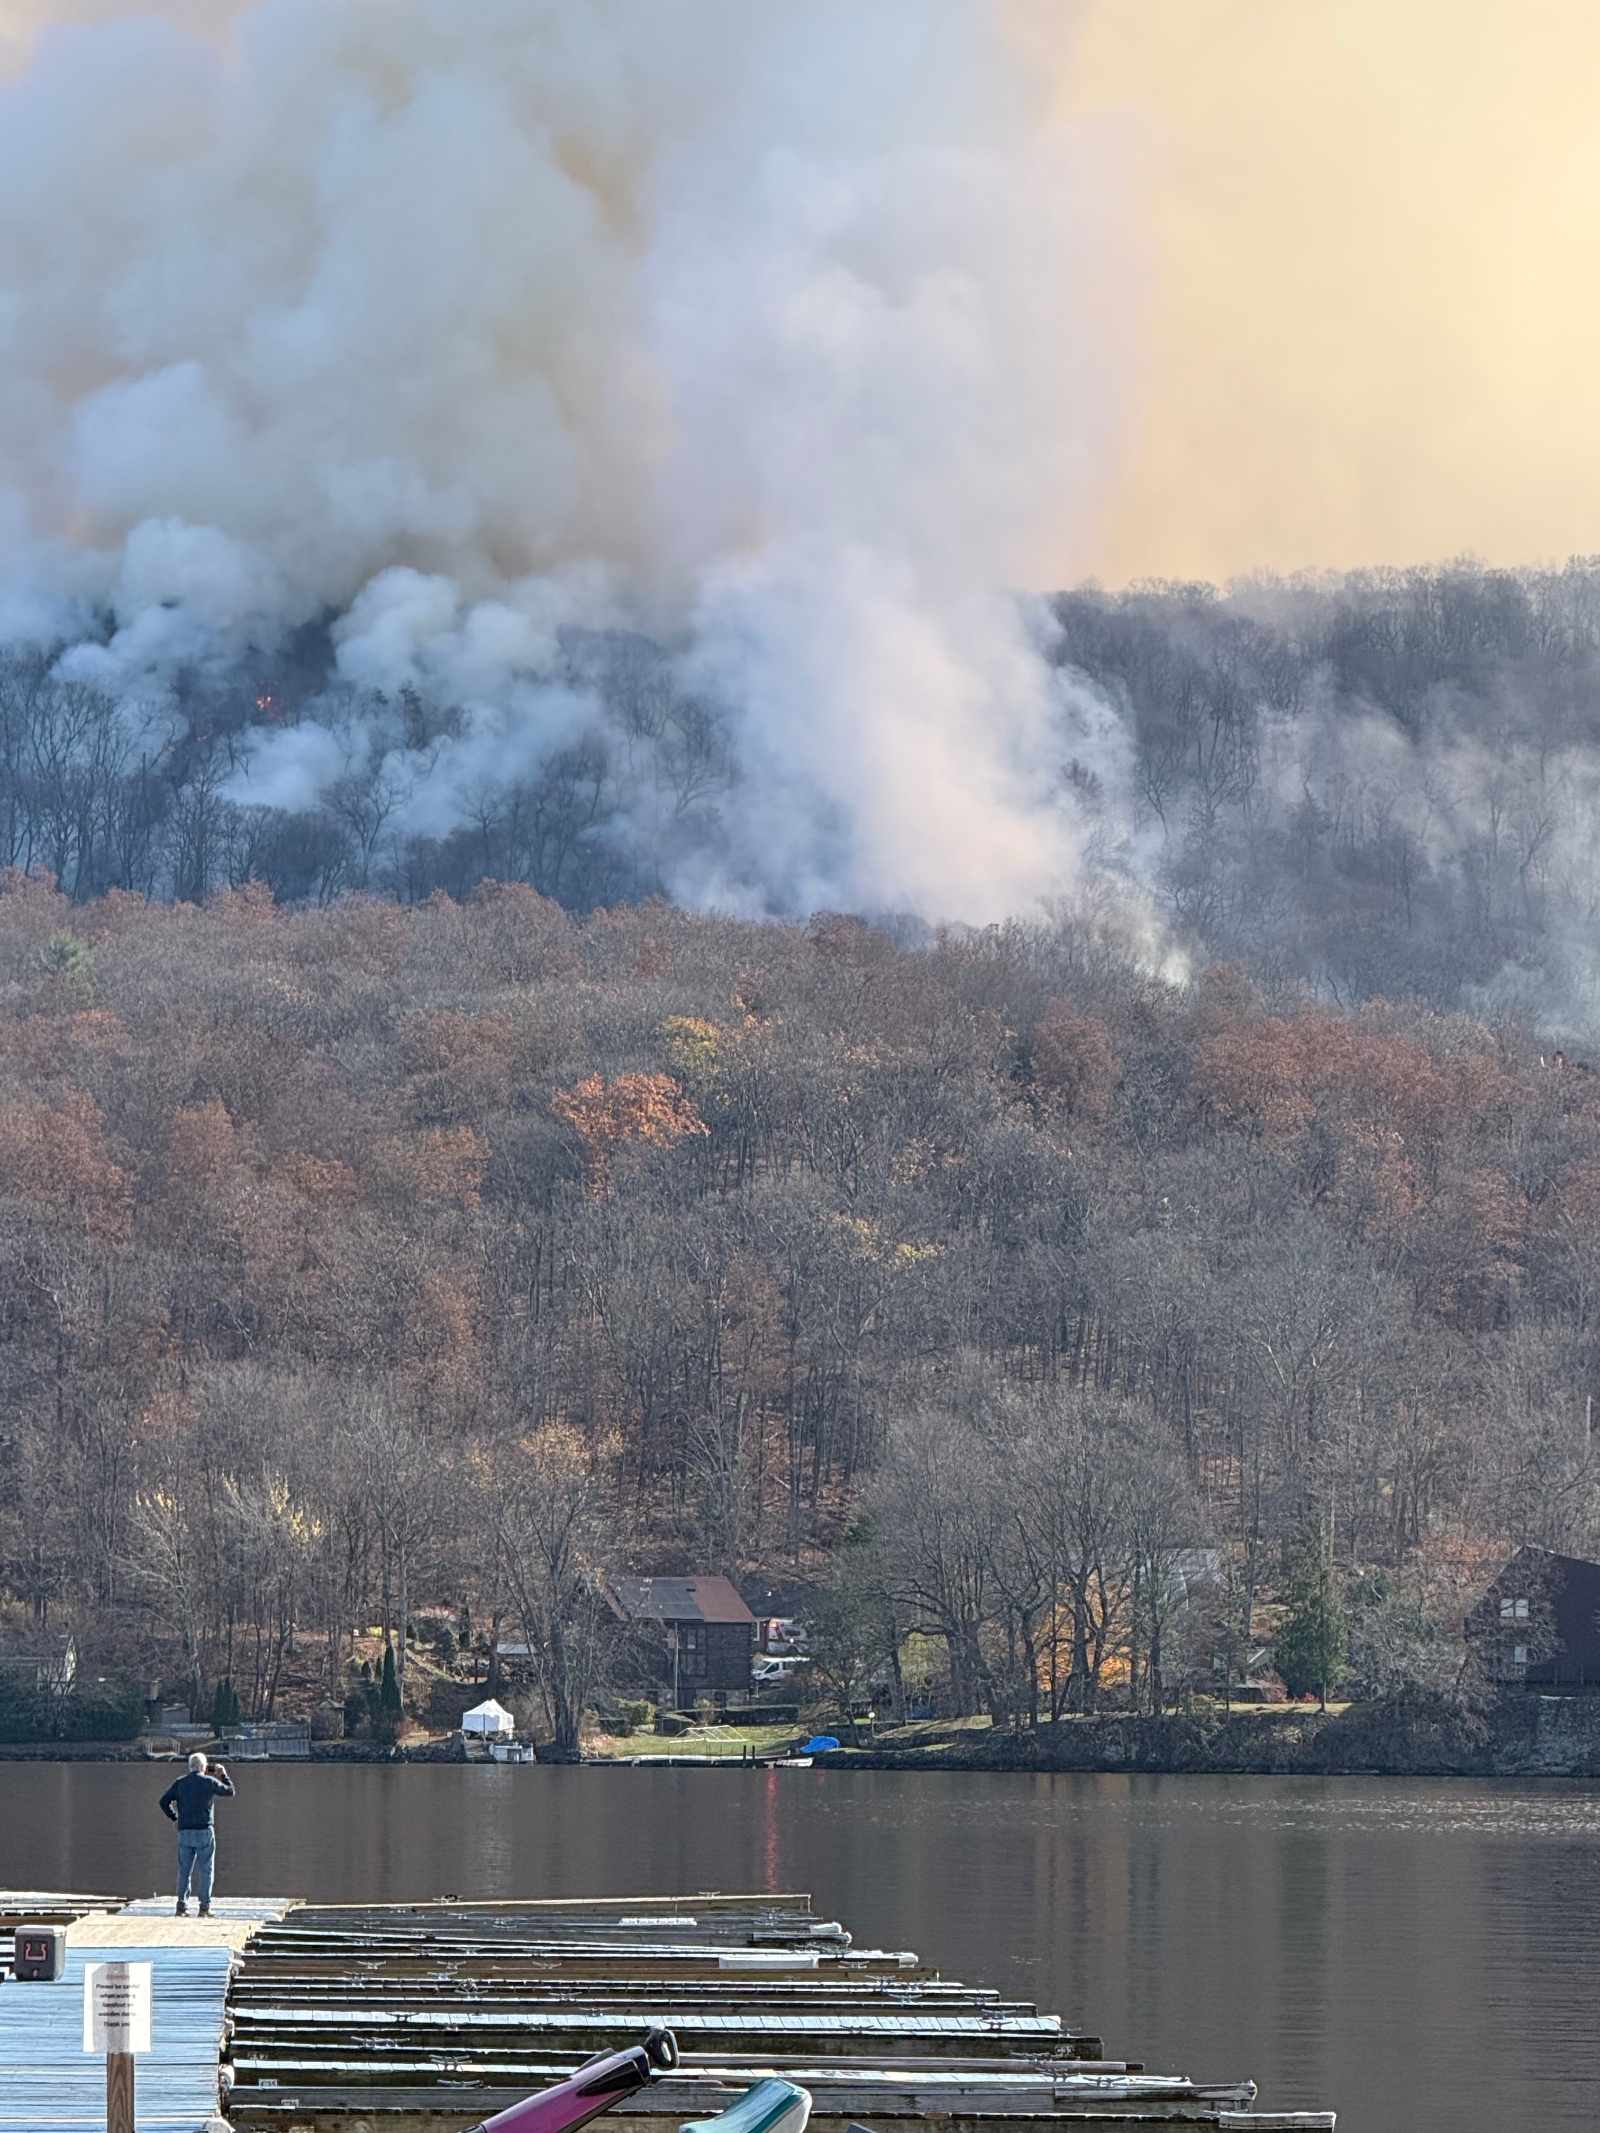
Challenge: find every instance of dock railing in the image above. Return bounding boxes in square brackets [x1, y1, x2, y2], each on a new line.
[628, 1725, 755, 1763]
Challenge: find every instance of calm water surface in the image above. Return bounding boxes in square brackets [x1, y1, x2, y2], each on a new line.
[1, 1765, 1596, 2133]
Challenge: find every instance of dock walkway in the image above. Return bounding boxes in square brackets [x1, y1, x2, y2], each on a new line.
[1, 1891, 1335, 2133]
[0, 1934, 231, 2132]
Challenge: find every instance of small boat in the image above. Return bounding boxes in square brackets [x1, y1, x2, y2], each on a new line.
[681, 2079, 812, 2133]
[470, 2026, 678, 2133]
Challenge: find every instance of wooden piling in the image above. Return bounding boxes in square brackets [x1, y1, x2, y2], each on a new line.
[105, 2051, 135, 2133]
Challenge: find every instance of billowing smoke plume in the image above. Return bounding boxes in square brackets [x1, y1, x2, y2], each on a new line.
[0, 0, 1133, 923]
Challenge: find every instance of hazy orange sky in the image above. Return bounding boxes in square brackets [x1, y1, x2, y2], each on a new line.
[4, 0, 1594, 588]
[1073, 1, 1600, 584]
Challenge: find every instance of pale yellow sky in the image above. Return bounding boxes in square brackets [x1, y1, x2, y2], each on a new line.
[1073, 1, 1600, 583]
[5, 0, 1596, 587]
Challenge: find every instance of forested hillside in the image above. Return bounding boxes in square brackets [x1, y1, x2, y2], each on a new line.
[8, 561, 1600, 1041]
[0, 872, 1595, 1737]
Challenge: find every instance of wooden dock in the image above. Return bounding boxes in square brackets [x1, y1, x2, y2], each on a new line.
[0, 1932, 232, 2131]
[2, 1892, 1335, 2133]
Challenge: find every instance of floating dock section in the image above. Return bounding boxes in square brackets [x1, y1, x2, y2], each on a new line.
[0, 1896, 273, 2133]
[1, 1891, 1334, 2132]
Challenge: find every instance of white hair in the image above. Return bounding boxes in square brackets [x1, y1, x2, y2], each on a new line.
[188, 1751, 208, 1772]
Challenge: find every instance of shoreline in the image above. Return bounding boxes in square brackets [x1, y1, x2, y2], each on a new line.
[810, 1695, 1600, 1779]
[3, 1695, 1599, 1776]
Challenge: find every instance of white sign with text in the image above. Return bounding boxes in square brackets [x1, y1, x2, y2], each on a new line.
[83, 1962, 153, 2055]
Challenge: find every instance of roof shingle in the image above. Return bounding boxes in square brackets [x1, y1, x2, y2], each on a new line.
[607, 1576, 755, 1626]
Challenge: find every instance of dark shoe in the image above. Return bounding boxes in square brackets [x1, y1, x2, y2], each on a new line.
[175, 1902, 188, 1916]
[198, 1904, 211, 1917]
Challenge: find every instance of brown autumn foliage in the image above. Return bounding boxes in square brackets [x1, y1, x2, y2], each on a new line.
[0, 873, 1594, 1726]
[550, 1071, 709, 1192]
[0, 1088, 133, 1238]
[1030, 1005, 1116, 1126]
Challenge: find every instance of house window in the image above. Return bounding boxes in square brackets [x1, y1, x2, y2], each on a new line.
[679, 1623, 707, 1681]
[1499, 1598, 1529, 1620]
[1512, 1645, 1529, 1667]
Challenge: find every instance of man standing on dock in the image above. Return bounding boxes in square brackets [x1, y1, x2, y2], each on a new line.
[158, 1751, 235, 1917]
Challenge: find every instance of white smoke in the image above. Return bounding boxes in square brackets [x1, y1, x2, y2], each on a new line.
[0, 0, 1128, 922]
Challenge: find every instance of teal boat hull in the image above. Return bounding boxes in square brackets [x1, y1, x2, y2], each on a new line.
[680, 2077, 812, 2133]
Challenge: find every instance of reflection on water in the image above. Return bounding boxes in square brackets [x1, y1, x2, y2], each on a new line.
[1, 1764, 1596, 2133]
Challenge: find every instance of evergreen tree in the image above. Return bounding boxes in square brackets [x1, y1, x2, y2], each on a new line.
[209, 1677, 241, 1733]
[380, 1640, 402, 1717]
[1274, 1517, 1349, 1709]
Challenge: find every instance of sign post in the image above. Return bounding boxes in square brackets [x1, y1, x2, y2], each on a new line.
[83, 1961, 152, 2133]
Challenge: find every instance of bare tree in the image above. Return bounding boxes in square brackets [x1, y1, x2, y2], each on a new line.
[491, 1424, 617, 1760]
[353, 1387, 441, 1701]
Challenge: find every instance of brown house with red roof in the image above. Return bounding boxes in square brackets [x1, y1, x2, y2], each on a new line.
[606, 1575, 757, 1709]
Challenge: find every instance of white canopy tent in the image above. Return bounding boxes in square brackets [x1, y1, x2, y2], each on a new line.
[461, 1697, 515, 1738]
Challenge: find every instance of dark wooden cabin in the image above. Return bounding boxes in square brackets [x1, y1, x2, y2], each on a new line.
[606, 1575, 757, 1709]
[1467, 1546, 1600, 1690]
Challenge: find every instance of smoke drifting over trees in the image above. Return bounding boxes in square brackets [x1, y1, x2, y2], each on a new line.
[4, 5, 1595, 1029]
[1057, 564, 1600, 1035]
[0, 0, 1112, 925]
[11, 559, 1600, 1039]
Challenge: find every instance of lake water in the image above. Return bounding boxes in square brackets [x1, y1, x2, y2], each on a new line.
[1, 1764, 1596, 2132]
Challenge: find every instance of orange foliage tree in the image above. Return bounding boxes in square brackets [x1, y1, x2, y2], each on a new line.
[550, 1072, 708, 1193]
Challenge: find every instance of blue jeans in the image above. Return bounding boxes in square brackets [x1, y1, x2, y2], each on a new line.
[176, 1828, 215, 1907]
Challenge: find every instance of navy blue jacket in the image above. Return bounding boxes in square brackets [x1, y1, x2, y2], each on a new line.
[158, 1769, 235, 1830]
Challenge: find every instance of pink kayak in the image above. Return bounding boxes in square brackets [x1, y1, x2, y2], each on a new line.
[470, 2026, 680, 2133]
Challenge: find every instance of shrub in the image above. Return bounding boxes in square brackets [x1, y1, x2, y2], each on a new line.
[58, 1687, 144, 1741]
[0, 1680, 143, 1742]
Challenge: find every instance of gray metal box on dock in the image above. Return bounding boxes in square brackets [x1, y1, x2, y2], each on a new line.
[12, 1924, 67, 1980]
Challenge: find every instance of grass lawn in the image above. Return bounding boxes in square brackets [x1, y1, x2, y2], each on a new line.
[585, 1720, 806, 1760]
[865, 1715, 995, 1748]
[1186, 1697, 1354, 1718]
[584, 1705, 1360, 1761]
